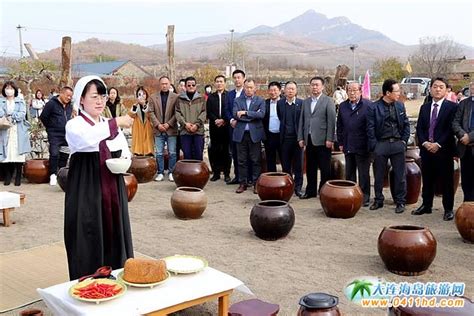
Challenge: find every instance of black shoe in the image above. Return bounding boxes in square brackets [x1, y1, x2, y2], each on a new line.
[369, 202, 383, 210]
[395, 204, 406, 214]
[295, 190, 304, 198]
[226, 177, 239, 185]
[363, 201, 370, 207]
[224, 175, 231, 183]
[300, 193, 316, 200]
[443, 210, 454, 221]
[210, 174, 220, 182]
[411, 205, 432, 215]
[236, 184, 247, 193]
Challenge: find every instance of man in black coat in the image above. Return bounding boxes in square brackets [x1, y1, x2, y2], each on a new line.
[263, 81, 282, 172]
[452, 81, 474, 202]
[337, 82, 372, 207]
[367, 79, 410, 214]
[277, 81, 304, 196]
[206, 75, 231, 182]
[39, 86, 74, 186]
[413, 78, 458, 221]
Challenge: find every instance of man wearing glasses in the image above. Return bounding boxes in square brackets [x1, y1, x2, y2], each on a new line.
[175, 76, 207, 160]
[367, 79, 410, 214]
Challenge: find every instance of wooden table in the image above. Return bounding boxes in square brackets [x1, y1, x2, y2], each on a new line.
[38, 267, 250, 316]
[0, 191, 25, 227]
[146, 289, 232, 316]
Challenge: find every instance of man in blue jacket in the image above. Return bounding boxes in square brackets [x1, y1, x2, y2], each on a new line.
[367, 79, 410, 214]
[337, 82, 372, 207]
[233, 79, 266, 194]
[40, 86, 73, 185]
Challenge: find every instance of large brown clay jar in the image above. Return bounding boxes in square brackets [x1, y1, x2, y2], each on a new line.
[57, 166, 69, 192]
[128, 156, 157, 183]
[170, 187, 207, 219]
[23, 159, 49, 184]
[390, 158, 421, 205]
[455, 202, 474, 243]
[406, 146, 421, 167]
[256, 172, 295, 202]
[250, 200, 295, 241]
[378, 225, 437, 276]
[123, 173, 138, 202]
[388, 296, 474, 315]
[320, 180, 363, 219]
[329, 151, 345, 180]
[297, 293, 341, 316]
[173, 159, 210, 189]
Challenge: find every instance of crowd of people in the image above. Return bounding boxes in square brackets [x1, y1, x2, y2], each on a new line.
[1, 72, 473, 280]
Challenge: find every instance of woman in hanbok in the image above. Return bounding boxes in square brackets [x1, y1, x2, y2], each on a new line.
[129, 86, 154, 156]
[64, 75, 134, 280]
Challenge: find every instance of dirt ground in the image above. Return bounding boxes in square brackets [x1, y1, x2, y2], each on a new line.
[1, 167, 473, 316]
[1, 99, 472, 316]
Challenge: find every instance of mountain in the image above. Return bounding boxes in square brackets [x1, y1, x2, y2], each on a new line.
[38, 38, 166, 65]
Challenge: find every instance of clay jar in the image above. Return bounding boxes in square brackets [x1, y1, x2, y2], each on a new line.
[406, 146, 421, 167]
[173, 159, 210, 189]
[390, 158, 421, 205]
[320, 180, 363, 219]
[297, 293, 341, 316]
[378, 225, 437, 276]
[57, 166, 69, 192]
[123, 173, 138, 202]
[455, 202, 474, 243]
[23, 159, 49, 184]
[170, 187, 207, 219]
[256, 172, 295, 202]
[250, 200, 295, 241]
[19, 309, 44, 316]
[128, 156, 157, 183]
[329, 151, 345, 180]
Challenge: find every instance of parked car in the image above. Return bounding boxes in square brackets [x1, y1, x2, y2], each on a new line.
[401, 77, 431, 96]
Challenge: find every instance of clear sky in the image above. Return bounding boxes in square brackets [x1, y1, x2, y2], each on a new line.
[1, 0, 473, 58]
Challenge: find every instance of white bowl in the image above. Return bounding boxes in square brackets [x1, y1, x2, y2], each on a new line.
[106, 158, 131, 174]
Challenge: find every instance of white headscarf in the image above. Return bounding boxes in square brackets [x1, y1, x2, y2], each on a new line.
[72, 75, 106, 112]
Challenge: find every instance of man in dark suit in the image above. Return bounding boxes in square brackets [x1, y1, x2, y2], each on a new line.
[148, 76, 179, 182]
[367, 79, 410, 214]
[206, 75, 231, 182]
[297, 76, 336, 199]
[233, 79, 266, 194]
[452, 81, 474, 202]
[337, 82, 372, 207]
[412, 78, 458, 220]
[225, 69, 246, 184]
[278, 81, 304, 196]
[263, 82, 282, 172]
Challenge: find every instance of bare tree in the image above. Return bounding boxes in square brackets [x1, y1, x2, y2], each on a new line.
[217, 39, 248, 67]
[409, 36, 462, 78]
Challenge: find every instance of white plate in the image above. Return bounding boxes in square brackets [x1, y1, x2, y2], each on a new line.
[117, 270, 170, 288]
[163, 255, 208, 274]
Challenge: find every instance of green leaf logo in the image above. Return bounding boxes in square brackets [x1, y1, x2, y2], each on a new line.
[348, 279, 373, 301]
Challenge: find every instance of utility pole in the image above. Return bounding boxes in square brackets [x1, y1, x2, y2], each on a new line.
[230, 29, 234, 64]
[167, 25, 176, 85]
[349, 44, 358, 81]
[17, 24, 25, 58]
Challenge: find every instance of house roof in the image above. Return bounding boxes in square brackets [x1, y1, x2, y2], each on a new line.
[72, 60, 129, 76]
[452, 59, 474, 73]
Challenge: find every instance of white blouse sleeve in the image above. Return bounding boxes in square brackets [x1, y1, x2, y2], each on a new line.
[66, 117, 114, 153]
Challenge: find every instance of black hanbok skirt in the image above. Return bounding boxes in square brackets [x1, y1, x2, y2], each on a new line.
[64, 150, 133, 280]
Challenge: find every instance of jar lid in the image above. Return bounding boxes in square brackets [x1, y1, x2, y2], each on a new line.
[299, 293, 339, 309]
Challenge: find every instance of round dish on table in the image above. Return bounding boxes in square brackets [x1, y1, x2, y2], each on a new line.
[163, 255, 208, 274]
[69, 278, 126, 304]
[117, 270, 171, 288]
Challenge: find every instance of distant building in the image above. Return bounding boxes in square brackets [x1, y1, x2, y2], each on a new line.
[0, 66, 9, 79]
[72, 60, 152, 78]
[449, 59, 474, 83]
